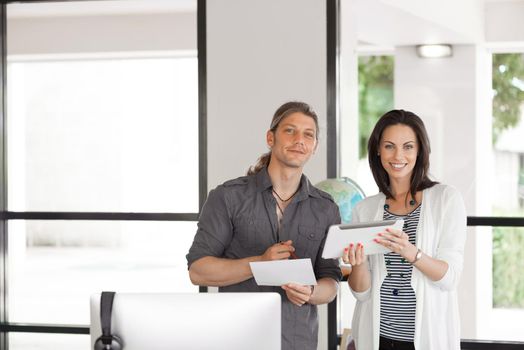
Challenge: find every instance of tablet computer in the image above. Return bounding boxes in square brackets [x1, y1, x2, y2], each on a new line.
[321, 219, 404, 258]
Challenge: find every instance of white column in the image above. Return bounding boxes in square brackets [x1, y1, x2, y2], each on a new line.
[339, 0, 360, 181]
[206, 1, 330, 349]
[206, 0, 328, 189]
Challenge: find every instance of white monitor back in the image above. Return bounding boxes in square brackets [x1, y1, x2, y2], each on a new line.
[90, 292, 281, 350]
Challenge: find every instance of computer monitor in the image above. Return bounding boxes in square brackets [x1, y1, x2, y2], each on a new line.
[90, 292, 281, 350]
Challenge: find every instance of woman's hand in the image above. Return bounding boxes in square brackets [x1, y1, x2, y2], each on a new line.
[342, 242, 365, 267]
[375, 227, 417, 262]
[345, 242, 371, 293]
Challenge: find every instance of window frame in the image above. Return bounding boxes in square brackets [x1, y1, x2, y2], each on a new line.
[0, 0, 207, 347]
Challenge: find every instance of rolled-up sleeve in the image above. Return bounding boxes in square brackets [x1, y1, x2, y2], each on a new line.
[314, 203, 343, 282]
[430, 187, 467, 291]
[186, 186, 233, 268]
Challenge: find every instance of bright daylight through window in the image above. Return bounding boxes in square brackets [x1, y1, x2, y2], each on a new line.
[491, 53, 524, 309]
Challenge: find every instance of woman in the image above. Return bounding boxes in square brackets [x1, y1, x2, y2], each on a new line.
[344, 110, 466, 350]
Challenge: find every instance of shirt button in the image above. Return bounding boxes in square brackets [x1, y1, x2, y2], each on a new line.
[309, 233, 315, 239]
[387, 273, 392, 278]
[392, 289, 399, 296]
[401, 258, 407, 264]
[386, 260, 391, 265]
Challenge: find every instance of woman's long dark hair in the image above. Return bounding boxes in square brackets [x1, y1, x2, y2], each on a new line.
[247, 101, 319, 175]
[368, 109, 438, 199]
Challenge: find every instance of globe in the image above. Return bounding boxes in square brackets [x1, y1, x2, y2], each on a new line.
[315, 177, 366, 224]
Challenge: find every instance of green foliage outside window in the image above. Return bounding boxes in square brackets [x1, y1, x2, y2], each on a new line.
[358, 56, 394, 159]
[492, 53, 524, 144]
[493, 224, 524, 308]
[492, 53, 524, 309]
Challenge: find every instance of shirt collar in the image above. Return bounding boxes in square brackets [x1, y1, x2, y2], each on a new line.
[255, 167, 322, 200]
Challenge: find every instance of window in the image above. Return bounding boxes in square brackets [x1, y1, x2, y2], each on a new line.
[1, 1, 203, 349]
[8, 221, 197, 325]
[355, 55, 394, 196]
[488, 52, 524, 337]
[7, 56, 199, 213]
[337, 47, 524, 345]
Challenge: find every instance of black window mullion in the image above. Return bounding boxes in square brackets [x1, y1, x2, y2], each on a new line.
[197, 0, 207, 215]
[0, 2, 7, 349]
[467, 216, 524, 227]
[5, 212, 199, 221]
[326, 0, 339, 348]
[0, 323, 88, 335]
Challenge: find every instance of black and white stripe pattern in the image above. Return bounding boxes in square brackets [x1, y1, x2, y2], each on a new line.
[379, 204, 420, 342]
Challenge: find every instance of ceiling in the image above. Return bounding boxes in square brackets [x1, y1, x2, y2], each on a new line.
[7, 0, 196, 18]
[6, 0, 524, 47]
[355, 0, 524, 46]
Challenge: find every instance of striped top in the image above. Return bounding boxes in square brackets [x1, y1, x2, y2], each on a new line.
[379, 204, 421, 342]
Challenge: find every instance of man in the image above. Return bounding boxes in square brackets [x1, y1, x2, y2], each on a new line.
[186, 101, 341, 350]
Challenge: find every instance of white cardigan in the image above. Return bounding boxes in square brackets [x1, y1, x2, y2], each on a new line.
[349, 184, 467, 350]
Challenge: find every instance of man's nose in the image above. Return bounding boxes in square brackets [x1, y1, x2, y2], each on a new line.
[294, 133, 305, 145]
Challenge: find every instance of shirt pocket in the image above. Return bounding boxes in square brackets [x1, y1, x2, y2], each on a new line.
[297, 225, 325, 261]
[233, 218, 273, 254]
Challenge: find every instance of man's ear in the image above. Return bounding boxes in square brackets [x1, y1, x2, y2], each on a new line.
[266, 130, 274, 147]
[312, 140, 318, 154]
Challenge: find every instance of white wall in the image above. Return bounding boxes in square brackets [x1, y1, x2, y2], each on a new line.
[339, 0, 360, 180]
[206, 0, 328, 189]
[394, 45, 481, 201]
[485, 1, 524, 43]
[8, 12, 196, 55]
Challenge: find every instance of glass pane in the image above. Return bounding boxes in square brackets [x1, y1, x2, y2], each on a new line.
[9, 333, 90, 350]
[7, 1, 199, 213]
[491, 53, 524, 217]
[356, 55, 394, 196]
[490, 226, 524, 341]
[8, 220, 198, 324]
[493, 226, 524, 309]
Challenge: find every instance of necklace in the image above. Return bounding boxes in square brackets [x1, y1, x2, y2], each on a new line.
[275, 201, 284, 217]
[384, 199, 416, 210]
[272, 187, 299, 202]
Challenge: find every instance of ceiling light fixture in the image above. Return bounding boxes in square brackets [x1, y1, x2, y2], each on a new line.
[416, 44, 453, 58]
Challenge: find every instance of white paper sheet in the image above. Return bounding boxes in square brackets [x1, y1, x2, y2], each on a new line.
[249, 258, 318, 286]
[322, 219, 404, 258]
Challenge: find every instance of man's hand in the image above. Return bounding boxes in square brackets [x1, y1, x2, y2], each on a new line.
[260, 240, 296, 261]
[281, 283, 314, 306]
